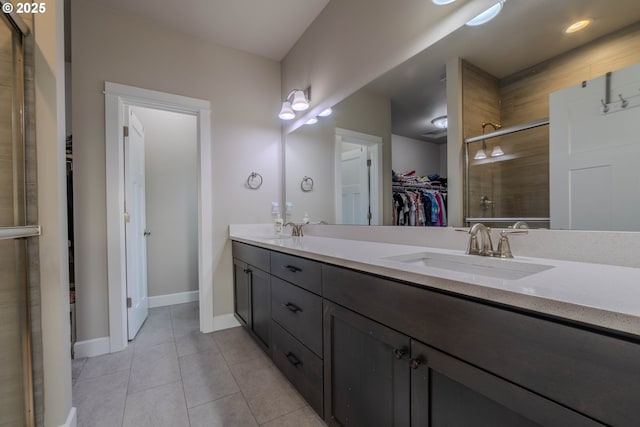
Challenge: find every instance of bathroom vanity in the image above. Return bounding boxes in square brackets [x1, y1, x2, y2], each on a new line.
[230, 232, 640, 427]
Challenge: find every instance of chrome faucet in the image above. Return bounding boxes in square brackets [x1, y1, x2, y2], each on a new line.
[460, 223, 528, 258]
[284, 223, 304, 237]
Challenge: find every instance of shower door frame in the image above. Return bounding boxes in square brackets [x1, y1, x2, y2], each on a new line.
[0, 7, 39, 427]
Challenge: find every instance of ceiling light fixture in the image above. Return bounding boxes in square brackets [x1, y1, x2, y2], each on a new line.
[431, 115, 448, 129]
[565, 19, 591, 34]
[306, 117, 318, 125]
[466, 1, 505, 27]
[318, 107, 333, 117]
[432, 0, 456, 5]
[278, 88, 310, 120]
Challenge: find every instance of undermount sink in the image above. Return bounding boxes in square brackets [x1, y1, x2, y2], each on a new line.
[255, 234, 294, 240]
[382, 251, 553, 280]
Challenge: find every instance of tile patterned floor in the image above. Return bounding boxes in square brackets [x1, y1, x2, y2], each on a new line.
[72, 303, 326, 427]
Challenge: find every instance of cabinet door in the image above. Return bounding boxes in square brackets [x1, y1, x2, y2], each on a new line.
[233, 258, 250, 328]
[410, 340, 603, 427]
[250, 267, 271, 351]
[324, 302, 410, 427]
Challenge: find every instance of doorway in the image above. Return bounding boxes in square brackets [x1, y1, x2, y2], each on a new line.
[334, 128, 383, 225]
[104, 82, 212, 352]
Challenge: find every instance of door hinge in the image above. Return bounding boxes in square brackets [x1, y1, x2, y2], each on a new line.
[124, 211, 131, 223]
[123, 126, 129, 137]
[367, 159, 372, 167]
[127, 297, 132, 308]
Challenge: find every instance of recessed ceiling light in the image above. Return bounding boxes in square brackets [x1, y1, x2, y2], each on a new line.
[466, 1, 505, 27]
[432, 0, 456, 5]
[565, 19, 591, 34]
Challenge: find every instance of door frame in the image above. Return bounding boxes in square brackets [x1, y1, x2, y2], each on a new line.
[334, 128, 383, 225]
[104, 82, 212, 352]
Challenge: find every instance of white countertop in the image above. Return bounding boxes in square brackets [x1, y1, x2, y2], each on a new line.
[229, 228, 640, 337]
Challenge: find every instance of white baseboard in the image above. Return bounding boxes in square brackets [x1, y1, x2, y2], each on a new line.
[212, 313, 241, 331]
[148, 290, 199, 308]
[74, 336, 110, 358]
[59, 406, 76, 427]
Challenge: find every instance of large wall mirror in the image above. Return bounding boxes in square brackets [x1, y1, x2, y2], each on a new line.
[284, 0, 640, 231]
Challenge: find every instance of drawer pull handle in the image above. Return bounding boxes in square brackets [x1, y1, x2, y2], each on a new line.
[284, 265, 302, 273]
[393, 348, 407, 360]
[283, 302, 302, 313]
[286, 352, 302, 367]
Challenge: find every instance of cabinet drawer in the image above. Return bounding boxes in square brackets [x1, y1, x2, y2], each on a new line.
[232, 241, 270, 272]
[271, 321, 323, 417]
[270, 251, 321, 294]
[323, 264, 640, 427]
[271, 277, 323, 357]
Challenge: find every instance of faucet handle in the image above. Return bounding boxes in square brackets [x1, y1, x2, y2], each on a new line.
[455, 227, 480, 254]
[495, 229, 528, 258]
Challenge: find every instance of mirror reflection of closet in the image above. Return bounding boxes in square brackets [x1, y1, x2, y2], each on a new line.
[284, 0, 640, 231]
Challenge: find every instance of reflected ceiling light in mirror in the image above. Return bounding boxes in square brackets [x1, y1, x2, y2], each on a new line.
[466, 1, 505, 27]
[278, 101, 295, 120]
[305, 117, 318, 125]
[318, 107, 333, 117]
[474, 141, 488, 160]
[431, 115, 448, 129]
[432, 0, 456, 5]
[565, 19, 591, 34]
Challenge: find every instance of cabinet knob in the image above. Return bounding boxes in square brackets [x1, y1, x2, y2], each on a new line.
[283, 302, 302, 313]
[286, 352, 302, 367]
[393, 348, 407, 360]
[409, 358, 422, 370]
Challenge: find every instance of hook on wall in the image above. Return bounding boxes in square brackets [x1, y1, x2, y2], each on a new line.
[619, 94, 629, 108]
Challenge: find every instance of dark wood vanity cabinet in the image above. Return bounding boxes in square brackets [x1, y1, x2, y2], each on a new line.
[232, 241, 640, 426]
[323, 301, 410, 426]
[232, 242, 271, 351]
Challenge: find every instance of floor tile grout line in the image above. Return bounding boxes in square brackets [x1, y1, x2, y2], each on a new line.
[226, 363, 261, 426]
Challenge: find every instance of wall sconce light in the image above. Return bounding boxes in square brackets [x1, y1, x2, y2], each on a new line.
[474, 141, 488, 160]
[279, 88, 310, 120]
[319, 107, 333, 117]
[491, 145, 504, 157]
[431, 115, 448, 129]
[305, 117, 318, 125]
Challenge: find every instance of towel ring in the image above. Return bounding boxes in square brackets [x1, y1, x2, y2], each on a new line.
[301, 176, 314, 192]
[246, 172, 263, 190]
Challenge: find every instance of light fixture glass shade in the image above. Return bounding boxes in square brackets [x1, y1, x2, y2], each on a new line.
[278, 101, 295, 120]
[431, 115, 448, 129]
[432, 0, 456, 5]
[565, 19, 590, 34]
[466, 1, 505, 26]
[306, 117, 318, 125]
[474, 148, 487, 160]
[319, 107, 333, 117]
[491, 145, 504, 157]
[291, 90, 310, 111]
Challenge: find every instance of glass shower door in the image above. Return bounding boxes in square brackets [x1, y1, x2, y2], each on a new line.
[0, 12, 37, 427]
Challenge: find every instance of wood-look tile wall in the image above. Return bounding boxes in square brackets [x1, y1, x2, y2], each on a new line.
[463, 22, 640, 223]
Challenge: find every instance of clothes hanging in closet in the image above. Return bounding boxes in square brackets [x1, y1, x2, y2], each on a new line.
[392, 187, 447, 227]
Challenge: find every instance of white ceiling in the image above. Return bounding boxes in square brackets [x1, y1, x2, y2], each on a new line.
[96, 0, 330, 61]
[364, 0, 640, 143]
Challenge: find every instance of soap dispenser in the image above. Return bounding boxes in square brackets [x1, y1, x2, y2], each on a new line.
[274, 212, 284, 235]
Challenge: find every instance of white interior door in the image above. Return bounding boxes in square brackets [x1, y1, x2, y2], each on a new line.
[124, 108, 149, 339]
[550, 62, 640, 231]
[341, 147, 369, 225]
